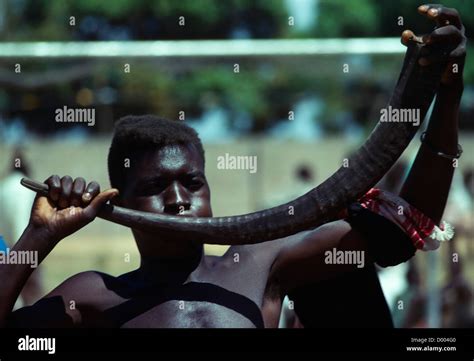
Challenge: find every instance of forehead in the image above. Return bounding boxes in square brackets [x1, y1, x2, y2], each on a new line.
[135, 143, 204, 175]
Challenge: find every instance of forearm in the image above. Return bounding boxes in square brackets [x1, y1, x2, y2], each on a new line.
[0, 225, 54, 327]
[400, 84, 462, 224]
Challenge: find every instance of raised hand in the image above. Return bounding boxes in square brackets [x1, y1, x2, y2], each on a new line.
[28, 175, 118, 244]
[401, 4, 466, 87]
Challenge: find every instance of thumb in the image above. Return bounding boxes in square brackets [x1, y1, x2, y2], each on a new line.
[83, 188, 119, 219]
[401, 30, 424, 46]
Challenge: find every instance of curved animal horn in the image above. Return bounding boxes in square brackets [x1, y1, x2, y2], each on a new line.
[22, 41, 448, 245]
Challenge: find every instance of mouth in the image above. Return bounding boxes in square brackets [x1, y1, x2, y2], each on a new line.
[172, 211, 195, 217]
[162, 209, 195, 217]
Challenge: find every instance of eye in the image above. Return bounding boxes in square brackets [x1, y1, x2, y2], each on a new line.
[186, 178, 204, 191]
[137, 180, 168, 196]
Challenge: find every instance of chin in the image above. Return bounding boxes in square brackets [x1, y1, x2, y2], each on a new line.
[134, 228, 197, 244]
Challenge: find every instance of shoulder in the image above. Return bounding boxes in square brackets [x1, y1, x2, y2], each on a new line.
[270, 220, 353, 257]
[45, 270, 133, 310]
[251, 220, 352, 251]
[66, 270, 111, 285]
[228, 221, 351, 266]
[53, 270, 129, 319]
[47, 270, 112, 300]
[9, 271, 114, 327]
[266, 221, 357, 283]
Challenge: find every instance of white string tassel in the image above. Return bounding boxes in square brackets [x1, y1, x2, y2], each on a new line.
[422, 221, 454, 251]
[430, 221, 455, 242]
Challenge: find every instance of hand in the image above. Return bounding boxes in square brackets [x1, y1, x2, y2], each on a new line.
[28, 175, 119, 244]
[401, 4, 466, 87]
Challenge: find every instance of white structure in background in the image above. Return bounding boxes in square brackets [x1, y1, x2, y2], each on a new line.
[269, 97, 324, 141]
[0, 117, 29, 145]
[377, 262, 409, 314]
[0, 171, 35, 246]
[284, 0, 318, 32]
[0, 168, 37, 309]
[187, 106, 237, 143]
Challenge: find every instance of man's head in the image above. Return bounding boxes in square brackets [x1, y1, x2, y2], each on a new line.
[107, 115, 212, 254]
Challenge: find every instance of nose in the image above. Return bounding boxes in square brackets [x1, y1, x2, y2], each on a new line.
[163, 182, 191, 215]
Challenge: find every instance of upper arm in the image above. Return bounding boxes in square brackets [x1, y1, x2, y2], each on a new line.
[268, 220, 370, 294]
[7, 271, 100, 328]
[269, 202, 418, 295]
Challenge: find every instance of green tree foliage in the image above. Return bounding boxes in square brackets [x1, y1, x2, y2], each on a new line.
[0, 0, 471, 133]
[313, 0, 378, 37]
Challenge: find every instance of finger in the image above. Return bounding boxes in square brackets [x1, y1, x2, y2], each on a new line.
[433, 7, 462, 29]
[418, 5, 462, 29]
[449, 42, 466, 59]
[417, 4, 441, 16]
[401, 30, 413, 46]
[58, 176, 73, 209]
[45, 175, 61, 202]
[82, 181, 100, 205]
[425, 25, 462, 46]
[417, 4, 431, 13]
[35, 194, 54, 209]
[442, 57, 464, 85]
[417, 45, 463, 67]
[417, 49, 447, 66]
[401, 30, 423, 46]
[83, 189, 119, 220]
[71, 177, 86, 207]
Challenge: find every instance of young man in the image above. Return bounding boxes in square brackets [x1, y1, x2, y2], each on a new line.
[0, 4, 466, 328]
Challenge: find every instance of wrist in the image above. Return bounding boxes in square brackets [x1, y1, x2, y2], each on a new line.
[24, 223, 60, 248]
[439, 81, 464, 100]
[420, 132, 462, 160]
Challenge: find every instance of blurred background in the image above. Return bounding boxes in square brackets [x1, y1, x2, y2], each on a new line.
[0, 0, 472, 328]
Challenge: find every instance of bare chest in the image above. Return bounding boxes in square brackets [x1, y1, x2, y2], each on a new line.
[91, 257, 275, 328]
[121, 300, 256, 328]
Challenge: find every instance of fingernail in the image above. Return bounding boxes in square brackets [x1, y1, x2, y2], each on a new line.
[429, 8, 438, 16]
[83, 193, 92, 201]
[418, 5, 428, 11]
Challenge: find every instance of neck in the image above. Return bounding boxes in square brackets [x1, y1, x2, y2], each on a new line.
[137, 246, 204, 285]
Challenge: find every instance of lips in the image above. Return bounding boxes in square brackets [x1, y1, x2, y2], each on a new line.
[167, 211, 195, 217]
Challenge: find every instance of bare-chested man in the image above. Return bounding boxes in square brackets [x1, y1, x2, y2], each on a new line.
[0, 4, 466, 328]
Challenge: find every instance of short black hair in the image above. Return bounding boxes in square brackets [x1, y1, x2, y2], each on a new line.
[108, 115, 205, 191]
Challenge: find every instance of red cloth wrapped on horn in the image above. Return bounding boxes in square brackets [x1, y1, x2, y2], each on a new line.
[352, 188, 454, 251]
